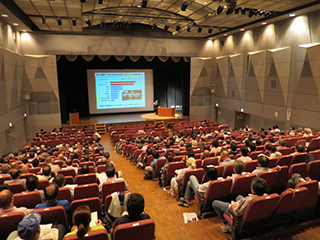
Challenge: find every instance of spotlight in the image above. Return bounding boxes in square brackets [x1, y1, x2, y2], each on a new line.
[259, 10, 264, 16]
[197, 26, 203, 33]
[226, 7, 234, 15]
[208, 27, 213, 34]
[41, 16, 46, 24]
[57, 18, 62, 26]
[98, 0, 103, 4]
[72, 18, 77, 26]
[152, 23, 157, 29]
[164, 24, 169, 31]
[141, 0, 148, 8]
[216, 5, 224, 14]
[241, 8, 246, 15]
[85, 19, 92, 26]
[176, 24, 181, 31]
[181, 1, 188, 11]
[187, 25, 192, 32]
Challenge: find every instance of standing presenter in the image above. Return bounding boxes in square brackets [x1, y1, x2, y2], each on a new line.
[154, 100, 159, 115]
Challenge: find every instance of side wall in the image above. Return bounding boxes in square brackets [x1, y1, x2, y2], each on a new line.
[212, 10, 320, 130]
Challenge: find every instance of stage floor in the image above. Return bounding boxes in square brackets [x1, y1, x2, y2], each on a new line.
[63, 112, 188, 127]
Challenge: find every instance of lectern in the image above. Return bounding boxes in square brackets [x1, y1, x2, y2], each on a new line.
[70, 112, 79, 125]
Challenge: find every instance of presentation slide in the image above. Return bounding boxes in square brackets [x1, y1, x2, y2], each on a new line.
[87, 69, 154, 114]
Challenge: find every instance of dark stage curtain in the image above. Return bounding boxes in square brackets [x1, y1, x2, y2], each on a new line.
[57, 55, 190, 123]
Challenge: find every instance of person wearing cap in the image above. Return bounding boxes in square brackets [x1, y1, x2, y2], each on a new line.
[0, 189, 29, 215]
[178, 166, 218, 207]
[169, 157, 196, 197]
[7, 212, 66, 240]
[35, 184, 70, 213]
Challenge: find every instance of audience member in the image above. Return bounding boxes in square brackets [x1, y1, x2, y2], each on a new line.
[0, 189, 29, 215]
[0, 164, 11, 176]
[4, 169, 26, 186]
[38, 165, 53, 181]
[218, 150, 234, 169]
[237, 147, 252, 163]
[228, 160, 245, 182]
[23, 175, 45, 200]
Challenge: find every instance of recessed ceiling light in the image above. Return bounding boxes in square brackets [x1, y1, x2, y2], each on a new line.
[240, 28, 245, 31]
[13, 23, 18, 26]
[137, 5, 141, 7]
[204, 2, 207, 4]
[22, 30, 27, 32]
[262, 22, 267, 25]
[2, 14, 8, 17]
[290, 14, 295, 17]
[224, 34, 228, 36]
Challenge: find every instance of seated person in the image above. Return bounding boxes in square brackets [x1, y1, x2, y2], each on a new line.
[4, 169, 26, 186]
[212, 177, 267, 233]
[35, 183, 70, 213]
[178, 166, 218, 207]
[229, 142, 238, 157]
[169, 157, 196, 197]
[269, 145, 282, 159]
[63, 158, 78, 174]
[54, 174, 74, 199]
[7, 212, 66, 240]
[158, 153, 174, 187]
[64, 205, 104, 238]
[218, 150, 235, 169]
[228, 160, 245, 182]
[144, 151, 165, 179]
[112, 193, 151, 232]
[0, 163, 11, 177]
[23, 175, 45, 200]
[98, 162, 129, 192]
[37, 165, 53, 181]
[0, 189, 29, 215]
[291, 144, 305, 155]
[252, 154, 270, 175]
[236, 147, 252, 163]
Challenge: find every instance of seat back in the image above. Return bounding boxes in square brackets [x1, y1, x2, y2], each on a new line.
[290, 153, 308, 165]
[230, 174, 255, 198]
[29, 167, 41, 174]
[272, 166, 289, 191]
[0, 176, 12, 185]
[278, 148, 292, 156]
[76, 173, 97, 185]
[102, 180, 126, 201]
[307, 138, 320, 152]
[97, 165, 105, 173]
[295, 180, 318, 208]
[286, 138, 298, 147]
[307, 159, 320, 181]
[32, 206, 68, 228]
[271, 187, 308, 223]
[70, 197, 102, 219]
[166, 161, 184, 178]
[249, 151, 263, 160]
[8, 182, 25, 194]
[257, 170, 279, 189]
[113, 219, 155, 240]
[222, 163, 234, 178]
[154, 158, 166, 171]
[58, 169, 76, 178]
[289, 162, 307, 178]
[57, 187, 73, 203]
[64, 229, 109, 240]
[244, 160, 258, 173]
[74, 183, 99, 200]
[202, 157, 219, 170]
[181, 169, 204, 188]
[276, 155, 292, 166]
[215, 165, 225, 178]
[37, 179, 49, 190]
[0, 212, 24, 240]
[19, 173, 34, 180]
[308, 150, 320, 160]
[13, 191, 43, 208]
[64, 176, 74, 185]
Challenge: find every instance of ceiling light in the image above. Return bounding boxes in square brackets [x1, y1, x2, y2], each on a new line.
[187, 25, 192, 32]
[262, 22, 267, 25]
[1, 14, 8, 18]
[164, 24, 169, 31]
[57, 18, 62, 26]
[224, 34, 228, 36]
[181, 1, 188, 11]
[240, 28, 245, 31]
[85, 19, 92, 26]
[98, 0, 103, 4]
[290, 13, 295, 17]
[197, 26, 203, 33]
[13, 23, 18, 26]
[216, 5, 224, 15]
[241, 8, 246, 15]
[141, 0, 148, 8]
[72, 18, 77, 26]
[176, 24, 181, 31]
[259, 10, 264, 16]
[208, 27, 213, 34]
[42, 16, 46, 24]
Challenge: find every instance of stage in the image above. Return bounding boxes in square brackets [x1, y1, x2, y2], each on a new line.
[62, 112, 189, 128]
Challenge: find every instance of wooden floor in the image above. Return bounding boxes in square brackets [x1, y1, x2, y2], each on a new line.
[100, 134, 320, 240]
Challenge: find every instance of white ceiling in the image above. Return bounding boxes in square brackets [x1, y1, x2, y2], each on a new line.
[1, 0, 320, 38]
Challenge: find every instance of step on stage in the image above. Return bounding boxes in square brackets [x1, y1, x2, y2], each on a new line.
[62, 112, 189, 128]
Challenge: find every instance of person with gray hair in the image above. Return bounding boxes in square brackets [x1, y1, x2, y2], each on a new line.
[218, 150, 234, 169]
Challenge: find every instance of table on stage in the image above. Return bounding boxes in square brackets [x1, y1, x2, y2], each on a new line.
[158, 107, 175, 117]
